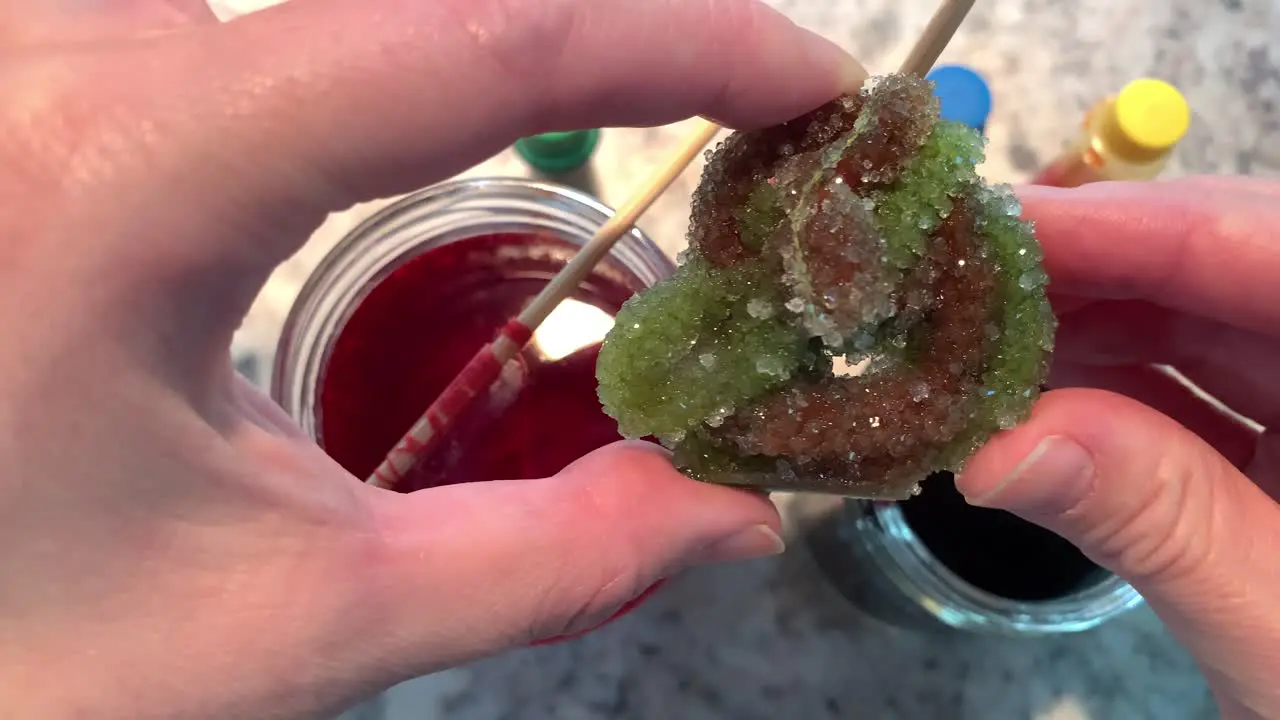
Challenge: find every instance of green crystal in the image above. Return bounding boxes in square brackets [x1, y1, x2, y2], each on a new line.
[596, 257, 810, 440]
[594, 73, 1056, 499]
[735, 181, 785, 250]
[870, 120, 986, 267]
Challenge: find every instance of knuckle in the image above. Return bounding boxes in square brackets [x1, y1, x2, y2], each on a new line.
[1079, 442, 1219, 583]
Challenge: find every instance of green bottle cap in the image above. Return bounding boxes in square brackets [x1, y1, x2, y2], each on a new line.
[514, 129, 600, 174]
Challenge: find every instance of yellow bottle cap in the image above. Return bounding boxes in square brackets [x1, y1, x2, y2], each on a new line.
[1113, 78, 1190, 151]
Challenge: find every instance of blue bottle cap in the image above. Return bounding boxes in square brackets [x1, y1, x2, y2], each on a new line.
[926, 65, 992, 134]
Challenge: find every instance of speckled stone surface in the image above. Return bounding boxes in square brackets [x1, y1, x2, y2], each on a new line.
[212, 0, 1280, 717]
[376, 546, 1213, 720]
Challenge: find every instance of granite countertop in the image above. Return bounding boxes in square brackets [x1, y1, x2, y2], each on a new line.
[212, 0, 1280, 717]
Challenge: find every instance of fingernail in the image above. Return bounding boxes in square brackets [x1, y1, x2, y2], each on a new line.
[839, 55, 870, 93]
[800, 28, 867, 93]
[691, 524, 787, 566]
[965, 436, 1095, 515]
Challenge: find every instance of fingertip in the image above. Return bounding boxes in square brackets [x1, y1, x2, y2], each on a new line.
[683, 1, 862, 128]
[793, 25, 868, 96]
[953, 384, 1280, 679]
[956, 388, 1145, 504]
[957, 386, 1253, 530]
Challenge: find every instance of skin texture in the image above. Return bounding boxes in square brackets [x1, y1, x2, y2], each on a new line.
[0, 4, 1275, 720]
[0, 1, 864, 718]
[958, 179, 1280, 720]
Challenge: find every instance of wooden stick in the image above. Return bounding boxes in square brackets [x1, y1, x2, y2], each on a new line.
[508, 120, 721, 351]
[898, 0, 977, 76]
[474, 118, 723, 374]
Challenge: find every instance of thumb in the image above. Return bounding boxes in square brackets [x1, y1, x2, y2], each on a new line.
[361, 441, 782, 675]
[957, 389, 1280, 716]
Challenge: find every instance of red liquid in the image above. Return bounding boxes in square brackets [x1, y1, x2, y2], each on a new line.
[318, 232, 662, 641]
[319, 232, 640, 490]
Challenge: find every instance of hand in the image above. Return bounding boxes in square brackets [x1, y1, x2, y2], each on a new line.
[0, 1, 866, 717]
[958, 178, 1280, 719]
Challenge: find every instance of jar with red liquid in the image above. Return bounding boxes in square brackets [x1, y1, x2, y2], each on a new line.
[272, 177, 675, 487]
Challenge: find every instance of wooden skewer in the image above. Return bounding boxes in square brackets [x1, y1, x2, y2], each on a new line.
[501, 119, 722, 362]
[898, 0, 977, 76]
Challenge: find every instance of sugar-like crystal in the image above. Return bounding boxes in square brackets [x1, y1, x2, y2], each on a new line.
[1018, 267, 1049, 290]
[596, 72, 1055, 500]
[746, 298, 774, 319]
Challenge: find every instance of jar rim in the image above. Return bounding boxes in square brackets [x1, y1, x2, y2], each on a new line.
[862, 500, 1143, 634]
[287, 177, 644, 324]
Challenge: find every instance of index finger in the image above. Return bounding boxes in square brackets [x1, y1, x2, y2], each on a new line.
[1021, 177, 1280, 335]
[203, 0, 866, 205]
[95, 0, 866, 357]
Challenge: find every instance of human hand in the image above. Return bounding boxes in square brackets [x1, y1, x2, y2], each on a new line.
[958, 178, 1280, 719]
[0, 1, 867, 717]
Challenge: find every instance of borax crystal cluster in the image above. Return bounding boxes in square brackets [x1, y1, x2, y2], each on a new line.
[596, 74, 1056, 499]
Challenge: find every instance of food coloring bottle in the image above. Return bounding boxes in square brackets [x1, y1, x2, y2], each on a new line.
[1033, 78, 1189, 187]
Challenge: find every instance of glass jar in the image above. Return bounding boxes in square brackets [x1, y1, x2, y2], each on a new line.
[276, 177, 676, 720]
[791, 491, 1144, 636]
[272, 177, 675, 453]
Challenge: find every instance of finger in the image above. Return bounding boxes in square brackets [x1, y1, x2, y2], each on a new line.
[360, 441, 783, 676]
[956, 390, 1280, 713]
[186, 0, 866, 218]
[1020, 177, 1280, 335]
[1055, 300, 1280, 426]
[1046, 363, 1261, 473]
[0, 0, 214, 41]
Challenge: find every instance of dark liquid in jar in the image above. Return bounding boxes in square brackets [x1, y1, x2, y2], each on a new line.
[318, 232, 639, 492]
[901, 472, 1109, 601]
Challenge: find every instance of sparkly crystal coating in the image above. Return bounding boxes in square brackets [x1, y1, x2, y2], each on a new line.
[595, 74, 1056, 499]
